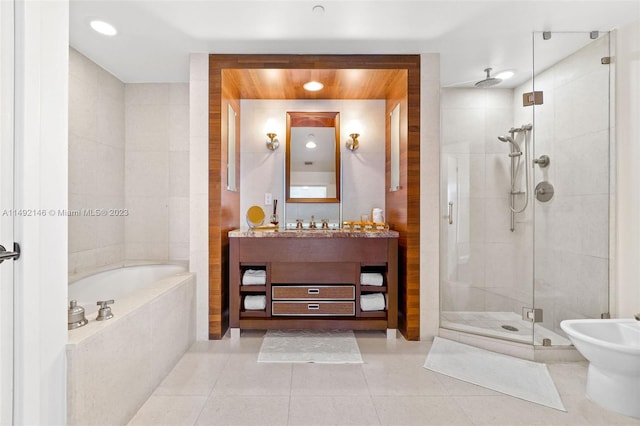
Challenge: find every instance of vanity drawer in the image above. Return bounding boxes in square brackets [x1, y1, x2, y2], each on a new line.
[272, 301, 355, 316]
[271, 262, 357, 284]
[272, 285, 355, 300]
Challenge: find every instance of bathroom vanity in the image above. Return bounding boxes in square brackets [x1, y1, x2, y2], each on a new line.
[229, 229, 398, 336]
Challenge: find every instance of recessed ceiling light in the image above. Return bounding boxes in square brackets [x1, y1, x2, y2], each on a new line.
[90, 20, 117, 36]
[495, 70, 515, 80]
[303, 81, 324, 91]
[306, 141, 317, 149]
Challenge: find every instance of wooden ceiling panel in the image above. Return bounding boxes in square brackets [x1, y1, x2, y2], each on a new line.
[223, 68, 406, 100]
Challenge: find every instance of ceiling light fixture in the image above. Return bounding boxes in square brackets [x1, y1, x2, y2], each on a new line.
[312, 5, 325, 15]
[306, 134, 317, 149]
[495, 70, 515, 80]
[90, 20, 117, 36]
[303, 81, 324, 92]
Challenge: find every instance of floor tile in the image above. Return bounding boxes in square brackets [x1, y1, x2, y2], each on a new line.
[127, 395, 207, 426]
[452, 395, 589, 425]
[372, 395, 473, 426]
[291, 363, 369, 396]
[153, 352, 229, 396]
[288, 396, 380, 426]
[128, 331, 640, 426]
[362, 354, 449, 396]
[211, 356, 292, 396]
[194, 395, 289, 426]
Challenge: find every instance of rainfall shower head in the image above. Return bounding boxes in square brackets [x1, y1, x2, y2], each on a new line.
[475, 68, 502, 88]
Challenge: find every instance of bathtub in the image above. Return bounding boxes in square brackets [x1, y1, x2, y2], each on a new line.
[66, 263, 196, 426]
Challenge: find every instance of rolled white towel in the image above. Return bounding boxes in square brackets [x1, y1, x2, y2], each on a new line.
[243, 295, 266, 310]
[360, 272, 384, 286]
[360, 292, 386, 311]
[242, 269, 266, 285]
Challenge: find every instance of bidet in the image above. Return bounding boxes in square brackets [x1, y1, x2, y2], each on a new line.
[561, 318, 640, 419]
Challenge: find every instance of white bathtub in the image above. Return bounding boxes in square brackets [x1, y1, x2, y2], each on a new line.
[67, 263, 196, 426]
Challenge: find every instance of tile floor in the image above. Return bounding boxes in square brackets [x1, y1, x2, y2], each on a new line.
[128, 331, 640, 426]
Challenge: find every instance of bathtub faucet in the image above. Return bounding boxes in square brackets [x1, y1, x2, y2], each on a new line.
[96, 300, 114, 321]
[635, 313, 640, 321]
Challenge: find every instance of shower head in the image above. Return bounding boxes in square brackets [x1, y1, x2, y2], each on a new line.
[498, 135, 521, 153]
[475, 68, 502, 88]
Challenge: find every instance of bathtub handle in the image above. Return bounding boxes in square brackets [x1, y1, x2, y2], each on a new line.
[96, 300, 114, 321]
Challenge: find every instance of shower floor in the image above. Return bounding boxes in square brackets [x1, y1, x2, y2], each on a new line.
[441, 311, 572, 346]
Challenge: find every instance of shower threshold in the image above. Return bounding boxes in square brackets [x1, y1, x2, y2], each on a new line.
[441, 311, 571, 346]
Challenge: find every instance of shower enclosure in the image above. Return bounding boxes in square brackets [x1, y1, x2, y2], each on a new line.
[440, 31, 612, 349]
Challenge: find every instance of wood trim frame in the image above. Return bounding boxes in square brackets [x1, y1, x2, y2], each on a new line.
[209, 54, 420, 340]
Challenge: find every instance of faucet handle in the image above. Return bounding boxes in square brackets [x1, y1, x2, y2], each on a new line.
[97, 299, 114, 308]
[321, 219, 329, 229]
[96, 300, 114, 321]
[296, 219, 303, 229]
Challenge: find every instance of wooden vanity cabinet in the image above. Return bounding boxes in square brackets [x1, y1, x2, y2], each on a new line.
[229, 233, 398, 332]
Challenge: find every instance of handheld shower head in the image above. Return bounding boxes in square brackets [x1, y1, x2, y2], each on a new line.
[498, 135, 521, 154]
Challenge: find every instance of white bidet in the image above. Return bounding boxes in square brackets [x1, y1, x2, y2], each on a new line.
[561, 318, 640, 419]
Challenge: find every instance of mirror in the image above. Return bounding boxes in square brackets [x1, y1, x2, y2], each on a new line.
[390, 104, 400, 192]
[227, 104, 237, 191]
[286, 112, 340, 203]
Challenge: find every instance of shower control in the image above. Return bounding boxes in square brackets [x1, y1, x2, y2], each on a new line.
[533, 155, 550, 168]
[535, 181, 554, 202]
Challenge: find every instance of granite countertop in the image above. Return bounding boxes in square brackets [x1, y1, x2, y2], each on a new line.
[229, 228, 399, 238]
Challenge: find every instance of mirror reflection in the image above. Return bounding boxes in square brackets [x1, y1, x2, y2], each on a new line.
[227, 104, 237, 191]
[286, 112, 340, 203]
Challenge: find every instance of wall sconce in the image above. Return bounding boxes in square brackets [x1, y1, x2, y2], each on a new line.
[345, 133, 360, 151]
[266, 132, 279, 150]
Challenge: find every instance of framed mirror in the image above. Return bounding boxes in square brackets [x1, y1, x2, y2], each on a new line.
[227, 104, 237, 191]
[390, 103, 400, 192]
[286, 112, 340, 203]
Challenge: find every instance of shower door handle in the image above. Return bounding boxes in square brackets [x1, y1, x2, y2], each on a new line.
[447, 202, 454, 225]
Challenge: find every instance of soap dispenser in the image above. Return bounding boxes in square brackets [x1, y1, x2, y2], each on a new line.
[68, 300, 88, 330]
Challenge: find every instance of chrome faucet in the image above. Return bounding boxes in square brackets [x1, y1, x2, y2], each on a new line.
[295, 219, 303, 229]
[309, 215, 317, 229]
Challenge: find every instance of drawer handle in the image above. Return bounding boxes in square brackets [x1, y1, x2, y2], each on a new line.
[307, 288, 320, 295]
[307, 304, 320, 310]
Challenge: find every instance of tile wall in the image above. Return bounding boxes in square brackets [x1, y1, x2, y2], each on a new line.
[68, 47, 125, 274]
[68, 48, 189, 275]
[124, 83, 190, 261]
[440, 88, 532, 315]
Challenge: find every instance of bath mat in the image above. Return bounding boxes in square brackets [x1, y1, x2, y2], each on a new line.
[424, 337, 565, 411]
[258, 330, 363, 364]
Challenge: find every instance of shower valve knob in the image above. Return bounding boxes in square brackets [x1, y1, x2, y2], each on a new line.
[533, 155, 550, 168]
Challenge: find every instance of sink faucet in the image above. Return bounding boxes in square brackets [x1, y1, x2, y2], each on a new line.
[309, 215, 317, 229]
[321, 219, 329, 229]
[295, 219, 303, 229]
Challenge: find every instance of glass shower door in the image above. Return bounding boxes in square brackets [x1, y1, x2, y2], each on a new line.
[439, 80, 535, 345]
[531, 31, 611, 347]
